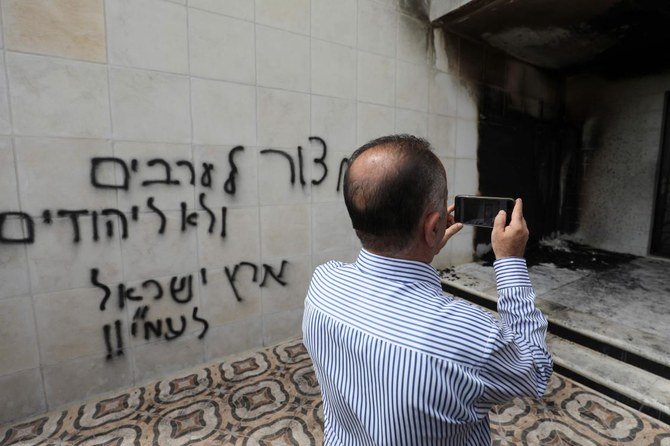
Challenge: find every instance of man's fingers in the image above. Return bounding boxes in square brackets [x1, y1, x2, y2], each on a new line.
[447, 204, 455, 214]
[493, 210, 507, 233]
[512, 198, 523, 223]
[444, 222, 462, 239]
[438, 222, 462, 251]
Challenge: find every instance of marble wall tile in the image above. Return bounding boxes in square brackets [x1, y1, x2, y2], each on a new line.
[0, 297, 39, 376]
[34, 287, 125, 364]
[0, 368, 45, 423]
[311, 202, 354, 254]
[395, 109, 428, 138]
[120, 211, 198, 282]
[443, 225, 474, 266]
[114, 142, 194, 212]
[106, 0, 188, 73]
[261, 255, 311, 314]
[428, 114, 457, 158]
[188, 0, 253, 20]
[311, 0, 356, 47]
[0, 8, 4, 48]
[132, 333, 205, 384]
[26, 216, 123, 295]
[257, 88, 310, 148]
[262, 307, 303, 346]
[357, 103, 395, 146]
[193, 145, 259, 209]
[439, 157, 456, 202]
[109, 68, 190, 143]
[0, 244, 30, 300]
[6, 53, 110, 138]
[3, 0, 106, 62]
[188, 9, 255, 83]
[256, 26, 310, 93]
[357, 0, 396, 57]
[255, 0, 309, 35]
[258, 145, 311, 206]
[191, 78, 256, 146]
[456, 118, 478, 159]
[431, 246, 450, 270]
[43, 353, 132, 409]
[197, 206, 261, 269]
[397, 14, 429, 65]
[204, 317, 263, 361]
[429, 70, 460, 118]
[14, 137, 116, 216]
[377, 0, 400, 9]
[454, 158, 478, 196]
[310, 96, 356, 152]
[0, 57, 12, 135]
[188, 0, 254, 20]
[0, 137, 18, 210]
[311, 40, 356, 100]
[260, 204, 310, 259]
[357, 51, 395, 107]
[396, 61, 429, 112]
[199, 267, 261, 326]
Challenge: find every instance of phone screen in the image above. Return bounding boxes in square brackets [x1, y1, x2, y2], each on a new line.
[454, 196, 515, 228]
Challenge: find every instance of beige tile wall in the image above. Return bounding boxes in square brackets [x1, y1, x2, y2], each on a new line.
[0, 0, 480, 422]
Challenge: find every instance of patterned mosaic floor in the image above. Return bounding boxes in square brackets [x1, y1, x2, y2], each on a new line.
[2, 337, 669, 445]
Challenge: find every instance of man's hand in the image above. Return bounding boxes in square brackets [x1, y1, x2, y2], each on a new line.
[437, 204, 463, 252]
[492, 198, 528, 259]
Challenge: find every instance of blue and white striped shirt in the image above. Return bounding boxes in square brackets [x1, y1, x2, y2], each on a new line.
[303, 249, 552, 445]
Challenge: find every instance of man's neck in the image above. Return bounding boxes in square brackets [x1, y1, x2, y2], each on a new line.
[365, 245, 433, 264]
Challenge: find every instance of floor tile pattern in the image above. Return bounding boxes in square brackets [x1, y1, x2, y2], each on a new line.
[1, 338, 668, 445]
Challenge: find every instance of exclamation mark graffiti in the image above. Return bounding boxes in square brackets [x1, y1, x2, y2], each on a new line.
[114, 319, 124, 357]
[103, 320, 124, 360]
[103, 324, 113, 360]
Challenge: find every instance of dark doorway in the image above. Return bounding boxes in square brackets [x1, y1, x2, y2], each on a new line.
[650, 93, 670, 257]
[476, 87, 580, 248]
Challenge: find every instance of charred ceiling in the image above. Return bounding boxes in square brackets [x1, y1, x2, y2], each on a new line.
[435, 0, 670, 77]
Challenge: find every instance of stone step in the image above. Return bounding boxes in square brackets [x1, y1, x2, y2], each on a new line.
[440, 264, 670, 374]
[442, 279, 670, 422]
[547, 334, 670, 421]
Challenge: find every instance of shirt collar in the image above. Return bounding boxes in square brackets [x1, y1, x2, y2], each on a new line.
[354, 248, 442, 287]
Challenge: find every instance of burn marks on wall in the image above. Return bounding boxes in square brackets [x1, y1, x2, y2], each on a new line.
[435, 27, 576, 249]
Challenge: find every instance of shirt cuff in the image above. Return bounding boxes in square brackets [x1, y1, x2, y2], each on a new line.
[493, 257, 532, 289]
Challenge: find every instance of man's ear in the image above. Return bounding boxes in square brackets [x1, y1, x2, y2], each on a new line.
[423, 211, 442, 247]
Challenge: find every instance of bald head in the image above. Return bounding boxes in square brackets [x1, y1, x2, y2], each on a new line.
[346, 144, 404, 212]
[344, 135, 448, 254]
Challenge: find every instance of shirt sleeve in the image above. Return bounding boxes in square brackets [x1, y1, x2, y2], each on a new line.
[477, 257, 553, 405]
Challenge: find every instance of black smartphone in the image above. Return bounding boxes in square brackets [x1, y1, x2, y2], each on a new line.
[454, 195, 515, 228]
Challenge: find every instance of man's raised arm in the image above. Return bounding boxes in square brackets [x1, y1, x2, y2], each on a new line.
[478, 199, 553, 404]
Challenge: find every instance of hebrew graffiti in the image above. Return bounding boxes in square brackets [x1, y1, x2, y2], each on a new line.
[1, 136, 345, 360]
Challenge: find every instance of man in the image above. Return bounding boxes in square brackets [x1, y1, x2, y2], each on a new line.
[302, 135, 553, 445]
